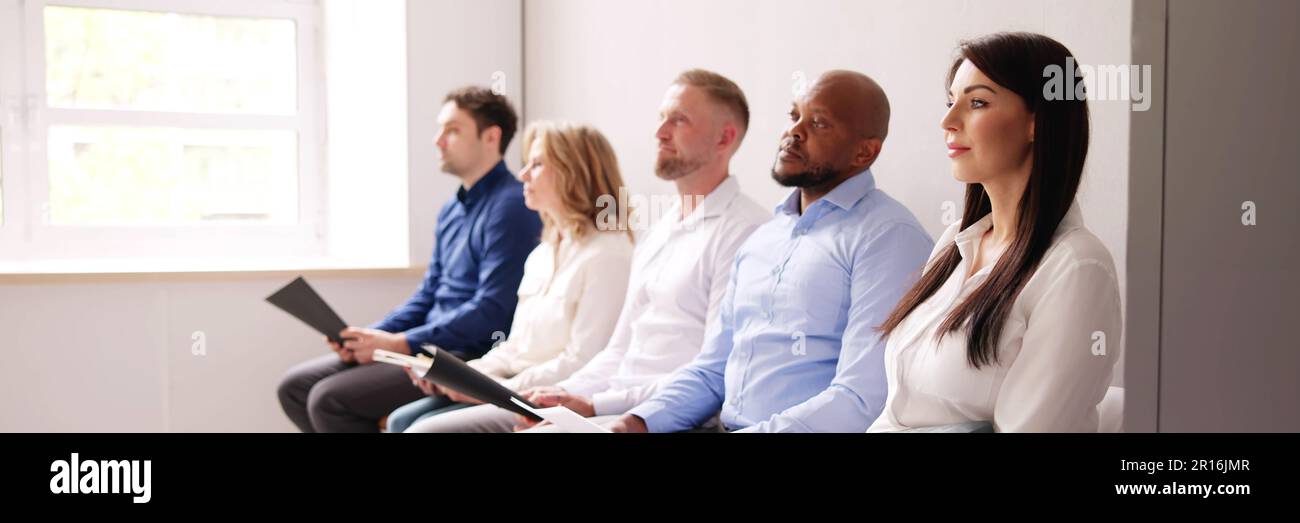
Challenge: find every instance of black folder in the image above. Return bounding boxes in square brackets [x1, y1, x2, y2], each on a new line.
[420, 346, 543, 422]
[265, 276, 353, 344]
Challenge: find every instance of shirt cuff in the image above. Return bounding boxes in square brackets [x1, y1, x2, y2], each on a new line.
[627, 401, 671, 433]
[591, 389, 637, 417]
[558, 378, 603, 399]
[498, 375, 521, 393]
[409, 340, 442, 358]
[403, 327, 434, 356]
[466, 358, 486, 373]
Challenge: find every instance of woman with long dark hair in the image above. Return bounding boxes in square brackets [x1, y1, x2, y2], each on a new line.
[868, 32, 1122, 432]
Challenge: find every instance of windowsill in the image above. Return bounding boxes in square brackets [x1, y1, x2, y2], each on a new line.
[0, 256, 424, 282]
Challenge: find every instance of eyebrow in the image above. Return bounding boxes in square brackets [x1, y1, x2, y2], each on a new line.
[947, 84, 999, 98]
[792, 104, 830, 116]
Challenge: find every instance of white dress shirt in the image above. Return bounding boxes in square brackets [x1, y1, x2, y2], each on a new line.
[557, 175, 768, 416]
[466, 230, 634, 391]
[868, 202, 1123, 433]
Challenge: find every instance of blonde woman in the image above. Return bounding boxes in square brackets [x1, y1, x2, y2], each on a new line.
[389, 122, 635, 433]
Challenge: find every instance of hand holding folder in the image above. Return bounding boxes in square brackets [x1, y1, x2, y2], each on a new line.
[268, 276, 544, 422]
[374, 347, 544, 422]
[265, 276, 355, 344]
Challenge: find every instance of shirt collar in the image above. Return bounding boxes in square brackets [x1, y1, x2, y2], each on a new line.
[773, 167, 877, 217]
[953, 211, 994, 265]
[953, 199, 1087, 261]
[680, 175, 741, 226]
[456, 160, 511, 206]
[1059, 200, 1085, 231]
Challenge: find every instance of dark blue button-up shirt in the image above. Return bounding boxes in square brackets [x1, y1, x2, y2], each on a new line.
[373, 160, 542, 358]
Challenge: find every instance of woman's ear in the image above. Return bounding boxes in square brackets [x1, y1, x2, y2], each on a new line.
[1028, 118, 1035, 144]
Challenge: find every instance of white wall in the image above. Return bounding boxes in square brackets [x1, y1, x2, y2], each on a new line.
[0, 272, 418, 432]
[523, 0, 1130, 297]
[407, 0, 522, 267]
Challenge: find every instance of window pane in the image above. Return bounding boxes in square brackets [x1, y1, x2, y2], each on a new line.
[44, 6, 297, 114]
[47, 126, 298, 225]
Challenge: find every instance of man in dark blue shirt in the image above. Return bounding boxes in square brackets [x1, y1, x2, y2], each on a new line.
[277, 87, 542, 432]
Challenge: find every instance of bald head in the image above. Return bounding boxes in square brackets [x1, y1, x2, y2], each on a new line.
[773, 70, 892, 196]
[804, 70, 890, 141]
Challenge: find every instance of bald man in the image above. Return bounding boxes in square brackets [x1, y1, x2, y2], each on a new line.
[605, 70, 934, 432]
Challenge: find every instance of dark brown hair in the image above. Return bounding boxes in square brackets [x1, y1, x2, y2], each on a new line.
[877, 32, 1091, 368]
[445, 86, 519, 154]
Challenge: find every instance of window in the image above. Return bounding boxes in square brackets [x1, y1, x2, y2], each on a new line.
[0, 0, 326, 264]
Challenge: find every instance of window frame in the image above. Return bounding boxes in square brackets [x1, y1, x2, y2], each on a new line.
[0, 0, 327, 263]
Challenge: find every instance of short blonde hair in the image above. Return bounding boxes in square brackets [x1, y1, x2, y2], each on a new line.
[674, 69, 750, 139]
[521, 122, 633, 245]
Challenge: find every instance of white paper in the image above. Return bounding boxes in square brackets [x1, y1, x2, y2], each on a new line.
[509, 397, 612, 433]
[373, 349, 431, 375]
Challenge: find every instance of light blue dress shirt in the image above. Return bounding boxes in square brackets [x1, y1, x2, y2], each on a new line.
[628, 169, 933, 432]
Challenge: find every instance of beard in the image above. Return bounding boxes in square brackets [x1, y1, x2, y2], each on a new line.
[655, 151, 706, 180]
[770, 162, 842, 188]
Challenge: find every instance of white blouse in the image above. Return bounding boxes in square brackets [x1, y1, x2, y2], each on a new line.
[868, 202, 1122, 433]
[466, 229, 634, 392]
